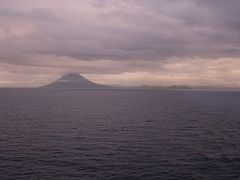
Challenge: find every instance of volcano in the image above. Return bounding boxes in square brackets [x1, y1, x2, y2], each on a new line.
[42, 73, 107, 89]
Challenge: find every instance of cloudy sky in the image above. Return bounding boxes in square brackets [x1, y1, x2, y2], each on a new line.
[1, 0, 240, 87]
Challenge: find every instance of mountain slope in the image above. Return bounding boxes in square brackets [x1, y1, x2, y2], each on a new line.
[42, 73, 107, 89]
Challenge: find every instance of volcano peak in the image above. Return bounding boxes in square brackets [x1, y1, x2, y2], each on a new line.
[42, 73, 106, 89]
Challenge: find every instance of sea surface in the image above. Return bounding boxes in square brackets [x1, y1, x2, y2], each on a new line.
[0, 89, 240, 180]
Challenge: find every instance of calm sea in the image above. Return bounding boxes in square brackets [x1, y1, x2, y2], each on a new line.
[0, 89, 240, 180]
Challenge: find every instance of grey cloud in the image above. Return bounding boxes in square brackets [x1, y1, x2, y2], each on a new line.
[1, 0, 240, 87]
[0, 8, 59, 22]
[1, 0, 240, 63]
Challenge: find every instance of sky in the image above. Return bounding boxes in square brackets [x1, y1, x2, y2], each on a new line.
[1, 0, 240, 87]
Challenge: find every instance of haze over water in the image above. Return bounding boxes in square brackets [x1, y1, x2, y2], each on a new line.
[0, 89, 240, 180]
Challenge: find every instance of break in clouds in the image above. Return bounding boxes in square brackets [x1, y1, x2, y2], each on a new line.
[1, 0, 240, 87]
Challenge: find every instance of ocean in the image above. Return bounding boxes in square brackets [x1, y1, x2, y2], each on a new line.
[0, 89, 240, 179]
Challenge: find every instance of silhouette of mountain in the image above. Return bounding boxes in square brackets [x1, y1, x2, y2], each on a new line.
[42, 74, 224, 90]
[42, 73, 107, 89]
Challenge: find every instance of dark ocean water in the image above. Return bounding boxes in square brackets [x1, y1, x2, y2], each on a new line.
[0, 89, 240, 180]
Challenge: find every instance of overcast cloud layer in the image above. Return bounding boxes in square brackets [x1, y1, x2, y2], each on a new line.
[1, 0, 240, 87]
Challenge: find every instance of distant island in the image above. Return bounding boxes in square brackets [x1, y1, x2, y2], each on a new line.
[41, 73, 109, 89]
[41, 73, 191, 89]
[41, 73, 237, 91]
